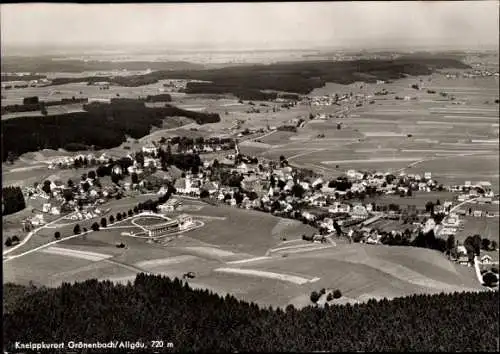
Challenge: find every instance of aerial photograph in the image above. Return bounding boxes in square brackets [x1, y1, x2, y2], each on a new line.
[2, 2, 499, 352]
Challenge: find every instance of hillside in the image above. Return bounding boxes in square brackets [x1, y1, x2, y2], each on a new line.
[2, 101, 220, 162]
[3, 275, 498, 352]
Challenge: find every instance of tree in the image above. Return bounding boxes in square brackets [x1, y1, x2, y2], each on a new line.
[320, 288, 326, 295]
[326, 293, 333, 302]
[109, 215, 115, 224]
[73, 224, 81, 235]
[333, 289, 342, 299]
[5, 237, 12, 247]
[54, 231, 61, 239]
[482, 272, 498, 287]
[11, 235, 20, 243]
[128, 210, 133, 217]
[291, 184, 305, 198]
[490, 241, 498, 251]
[100, 218, 107, 228]
[481, 238, 491, 251]
[88, 170, 97, 180]
[200, 190, 210, 199]
[310, 291, 320, 304]
[67, 179, 74, 188]
[446, 234, 455, 254]
[122, 212, 127, 219]
[42, 180, 52, 195]
[91, 222, 100, 232]
[131, 173, 139, 184]
[116, 213, 122, 221]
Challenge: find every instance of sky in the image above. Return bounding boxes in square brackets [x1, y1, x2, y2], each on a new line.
[1, 2, 499, 51]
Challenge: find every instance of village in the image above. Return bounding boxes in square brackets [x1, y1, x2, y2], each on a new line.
[13, 132, 499, 273]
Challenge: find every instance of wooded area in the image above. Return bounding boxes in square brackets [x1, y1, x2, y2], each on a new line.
[3, 275, 498, 352]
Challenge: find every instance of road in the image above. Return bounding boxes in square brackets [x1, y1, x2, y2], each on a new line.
[450, 197, 480, 214]
[3, 211, 77, 256]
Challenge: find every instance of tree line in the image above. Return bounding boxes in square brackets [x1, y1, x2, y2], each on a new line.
[3, 274, 498, 352]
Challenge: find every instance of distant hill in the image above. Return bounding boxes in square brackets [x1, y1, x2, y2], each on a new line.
[36, 57, 470, 99]
[1, 57, 205, 73]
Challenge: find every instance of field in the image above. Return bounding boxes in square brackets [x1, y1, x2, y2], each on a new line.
[3, 65, 498, 310]
[3, 197, 486, 309]
[455, 216, 500, 243]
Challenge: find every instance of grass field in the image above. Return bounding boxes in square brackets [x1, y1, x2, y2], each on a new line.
[455, 216, 499, 243]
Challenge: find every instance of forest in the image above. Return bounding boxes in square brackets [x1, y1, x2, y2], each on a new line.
[3, 275, 498, 352]
[22, 57, 470, 98]
[2, 101, 220, 162]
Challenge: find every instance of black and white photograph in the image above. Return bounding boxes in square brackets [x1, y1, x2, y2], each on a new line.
[2, 2, 499, 352]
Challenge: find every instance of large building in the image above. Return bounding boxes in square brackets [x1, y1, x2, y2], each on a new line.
[145, 214, 194, 237]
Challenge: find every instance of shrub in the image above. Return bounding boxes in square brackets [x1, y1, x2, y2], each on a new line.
[333, 290, 342, 299]
[100, 218, 107, 228]
[54, 232, 61, 240]
[91, 222, 100, 232]
[483, 272, 498, 287]
[73, 224, 81, 235]
[310, 291, 320, 304]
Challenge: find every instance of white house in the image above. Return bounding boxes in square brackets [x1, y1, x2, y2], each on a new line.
[142, 144, 158, 155]
[159, 198, 181, 212]
[351, 204, 369, 219]
[423, 218, 436, 233]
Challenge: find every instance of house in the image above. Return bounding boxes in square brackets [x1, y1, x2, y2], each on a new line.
[112, 165, 123, 176]
[481, 255, 493, 265]
[423, 218, 436, 233]
[329, 202, 351, 214]
[142, 144, 158, 155]
[201, 181, 219, 195]
[159, 198, 182, 212]
[311, 178, 324, 189]
[424, 172, 432, 180]
[346, 170, 357, 179]
[302, 211, 316, 221]
[473, 210, 483, 218]
[174, 178, 188, 194]
[50, 206, 60, 215]
[442, 214, 460, 227]
[236, 162, 249, 174]
[42, 203, 51, 213]
[351, 204, 368, 219]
